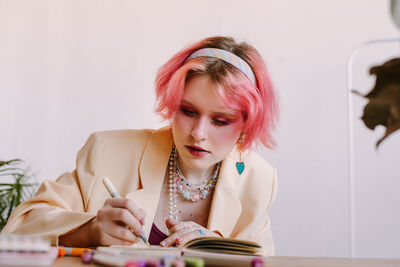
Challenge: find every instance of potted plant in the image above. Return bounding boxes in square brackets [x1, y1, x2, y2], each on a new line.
[0, 159, 38, 231]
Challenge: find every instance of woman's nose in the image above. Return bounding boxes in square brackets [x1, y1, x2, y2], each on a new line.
[191, 117, 208, 141]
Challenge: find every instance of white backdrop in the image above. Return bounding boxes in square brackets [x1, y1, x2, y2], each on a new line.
[1, 0, 399, 258]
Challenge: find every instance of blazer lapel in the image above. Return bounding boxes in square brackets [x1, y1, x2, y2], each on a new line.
[207, 148, 243, 237]
[125, 127, 173, 237]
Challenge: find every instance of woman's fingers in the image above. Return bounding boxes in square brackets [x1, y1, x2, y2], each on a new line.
[165, 217, 177, 229]
[93, 198, 147, 246]
[102, 220, 139, 244]
[96, 230, 137, 246]
[161, 221, 206, 247]
[90, 218, 139, 246]
[176, 230, 204, 249]
[161, 228, 204, 247]
[98, 205, 143, 237]
[159, 229, 183, 247]
[167, 220, 194, 235]
[104, 198, 146, 225]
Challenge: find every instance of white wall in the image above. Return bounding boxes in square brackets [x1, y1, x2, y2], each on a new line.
[1, 0, 399, 258]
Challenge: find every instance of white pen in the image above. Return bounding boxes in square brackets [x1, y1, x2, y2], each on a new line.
[102, 177, 150, 247]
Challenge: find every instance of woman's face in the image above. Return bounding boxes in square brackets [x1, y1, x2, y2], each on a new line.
[172, 75, 243, 173]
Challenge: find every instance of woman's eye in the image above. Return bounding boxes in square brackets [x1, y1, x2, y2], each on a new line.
[181, 107, 197, 117]
[212, 118, 230, 126]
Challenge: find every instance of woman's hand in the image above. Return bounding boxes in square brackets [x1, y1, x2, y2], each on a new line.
[88, 198, 147, 246]
[59, 198, 146, 247]
[160, 218, 219, 248]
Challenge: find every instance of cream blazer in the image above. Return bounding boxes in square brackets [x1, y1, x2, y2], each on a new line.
[2, 127, 278, 255]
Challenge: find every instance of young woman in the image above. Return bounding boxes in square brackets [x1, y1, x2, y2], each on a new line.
[2, 36, 279, 256]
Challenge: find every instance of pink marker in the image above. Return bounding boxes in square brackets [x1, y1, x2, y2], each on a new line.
[251, 258, 264, 267]
[81, 251, 94, 264]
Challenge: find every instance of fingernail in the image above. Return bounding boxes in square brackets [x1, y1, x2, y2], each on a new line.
[176, 237, 183, 244]
[140, 219, 145, 225]
[160, 241, 167, 247]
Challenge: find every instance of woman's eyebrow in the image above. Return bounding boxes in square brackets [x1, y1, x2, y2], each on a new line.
[180, 100, 195, 108]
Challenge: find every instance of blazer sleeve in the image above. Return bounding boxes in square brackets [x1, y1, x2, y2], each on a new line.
[1, 132, 103, 245]
[233, 163, 278, 256]
[249, 167, 278, 256]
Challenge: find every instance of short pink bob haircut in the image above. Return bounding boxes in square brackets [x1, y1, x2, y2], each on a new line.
[155, 36, 279, 150]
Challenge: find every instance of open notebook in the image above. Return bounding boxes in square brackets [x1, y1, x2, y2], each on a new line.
[183, 237, 262, 255]
[94, 237, 266, 267]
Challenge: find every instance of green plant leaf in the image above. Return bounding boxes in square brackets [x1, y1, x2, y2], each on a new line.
[0, 159, 37, 230]
[0, 159, 21, 167]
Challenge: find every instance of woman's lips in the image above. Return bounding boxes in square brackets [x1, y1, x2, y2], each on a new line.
[185, 145, 209, 157]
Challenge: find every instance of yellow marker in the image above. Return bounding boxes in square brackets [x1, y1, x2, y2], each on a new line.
[102, 177, 151, 247]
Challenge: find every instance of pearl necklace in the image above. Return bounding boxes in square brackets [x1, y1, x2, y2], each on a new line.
[168, 145, 220, 221]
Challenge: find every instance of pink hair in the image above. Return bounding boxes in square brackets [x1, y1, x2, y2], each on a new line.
[155, 36, 279, 150]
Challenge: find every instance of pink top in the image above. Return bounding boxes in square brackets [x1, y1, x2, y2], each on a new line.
[148, 223, 168, 245]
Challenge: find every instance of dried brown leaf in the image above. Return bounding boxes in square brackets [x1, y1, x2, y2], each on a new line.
[354, 58, 400, 147]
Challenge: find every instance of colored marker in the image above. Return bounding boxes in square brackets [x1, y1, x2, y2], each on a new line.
[58, 247, 92, 257]
[124, 259, 155, 267]
[81, 250, 95, 264]
[251, 258, 265, 267]
[183, 257, 204, 267]
[102, 177, 151, 247]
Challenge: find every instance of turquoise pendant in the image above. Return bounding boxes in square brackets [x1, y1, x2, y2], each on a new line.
[236, 162, 245, 175]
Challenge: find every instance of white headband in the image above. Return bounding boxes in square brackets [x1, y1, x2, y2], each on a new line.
[186, 48, 256, 85]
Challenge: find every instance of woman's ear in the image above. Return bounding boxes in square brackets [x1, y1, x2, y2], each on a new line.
[237, 132, 246, 150]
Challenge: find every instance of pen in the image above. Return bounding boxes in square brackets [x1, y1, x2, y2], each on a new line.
[58, 247, 91, 257]
[102, 177, 151, 247]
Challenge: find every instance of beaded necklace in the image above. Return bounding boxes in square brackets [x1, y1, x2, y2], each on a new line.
[168, 146, 220, 221]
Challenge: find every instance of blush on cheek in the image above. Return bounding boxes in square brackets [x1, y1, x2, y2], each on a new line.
[172, 113, 195, 142]
[213, 127, 242, 144]
[173, 113, 191, 130]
